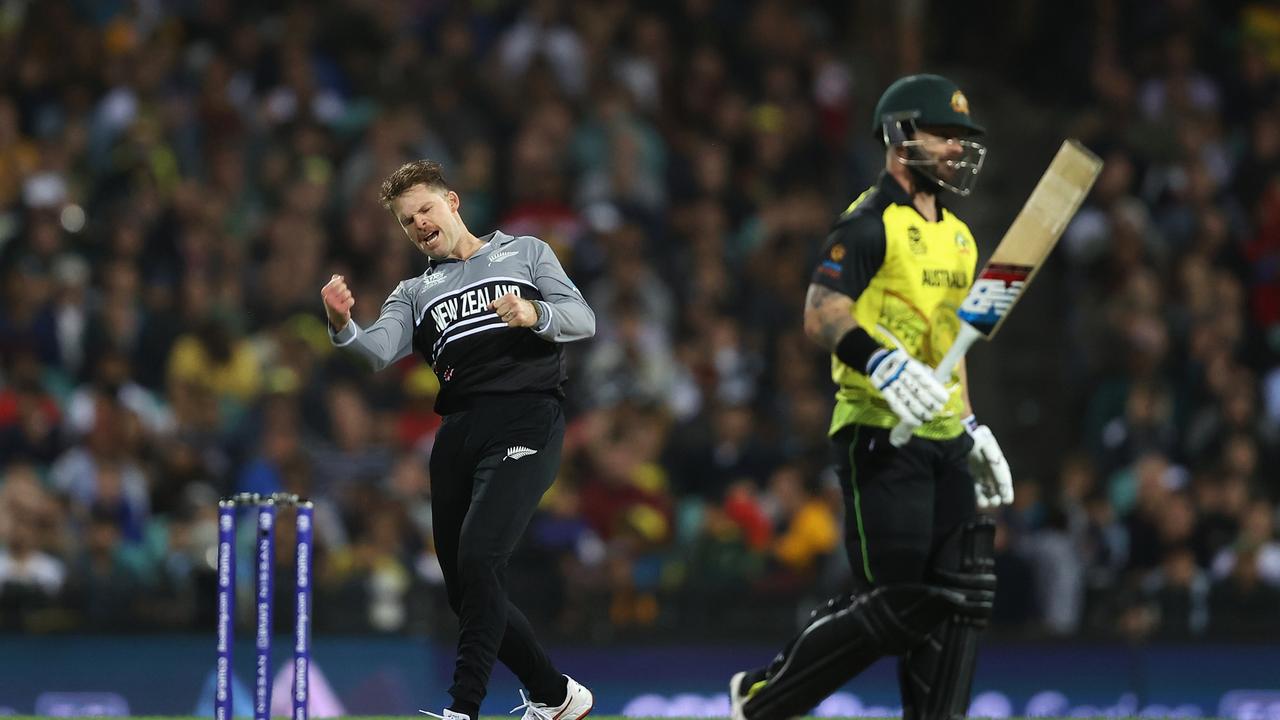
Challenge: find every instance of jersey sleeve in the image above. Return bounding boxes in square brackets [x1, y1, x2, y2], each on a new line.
[810, 214, 886, 300]
[328, 280, 417, 371]
[529, 238, 596, 343]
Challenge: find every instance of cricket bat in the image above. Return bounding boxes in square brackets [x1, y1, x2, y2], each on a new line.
[889, 139, 1104, 447]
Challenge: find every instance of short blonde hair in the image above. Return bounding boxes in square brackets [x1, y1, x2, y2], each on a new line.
[378, 159, 450, 209]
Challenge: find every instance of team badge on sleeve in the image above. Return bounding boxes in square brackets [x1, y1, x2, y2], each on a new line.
[818, 243, 845, 279]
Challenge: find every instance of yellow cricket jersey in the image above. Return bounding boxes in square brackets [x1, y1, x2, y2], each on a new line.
[811, 173, 978, 439]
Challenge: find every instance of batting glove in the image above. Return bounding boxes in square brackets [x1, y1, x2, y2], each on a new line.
[867, 348, 950, 428]
[964, 416, 1013, 509]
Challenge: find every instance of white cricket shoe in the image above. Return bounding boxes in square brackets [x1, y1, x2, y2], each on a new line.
[729, 671, 749, 720]
[510, 674, 593, 720]
[419, 709, 470, 720]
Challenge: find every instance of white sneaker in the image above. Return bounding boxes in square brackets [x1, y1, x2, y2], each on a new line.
[510, 674, 593, 720]
[729, 671, 749, 720]
[419, 709, 470, 720]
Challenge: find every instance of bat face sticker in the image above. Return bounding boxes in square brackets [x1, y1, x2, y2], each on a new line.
[957, 264, 1031, 336]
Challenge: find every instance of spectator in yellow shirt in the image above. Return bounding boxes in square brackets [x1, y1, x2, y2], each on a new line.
[166, 318, 261, 404]
[768, 465, 838, 576]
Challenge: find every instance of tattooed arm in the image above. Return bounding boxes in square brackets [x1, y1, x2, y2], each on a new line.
[806, 281, 949, 427]
[803, 284, 860, 352]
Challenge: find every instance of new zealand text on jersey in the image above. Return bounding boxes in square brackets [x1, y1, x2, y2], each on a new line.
[430, 283, 524, 333]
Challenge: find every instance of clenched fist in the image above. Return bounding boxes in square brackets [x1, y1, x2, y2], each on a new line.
[321, 274, 354, 331]
[489, 292, 540, 328]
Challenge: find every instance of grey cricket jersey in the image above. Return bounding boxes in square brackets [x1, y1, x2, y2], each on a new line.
[329, 231, 595, 414]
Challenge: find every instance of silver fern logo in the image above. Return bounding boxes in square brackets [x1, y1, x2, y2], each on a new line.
[504, 446, 538, 461]
[488, 250, 519, 264]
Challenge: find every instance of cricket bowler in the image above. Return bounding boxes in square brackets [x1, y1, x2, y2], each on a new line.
[728, 73, 1015, 720]
[322, 160, 595, 720]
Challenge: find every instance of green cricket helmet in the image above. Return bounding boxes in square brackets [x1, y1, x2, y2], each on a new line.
[872, 74, 987, 196]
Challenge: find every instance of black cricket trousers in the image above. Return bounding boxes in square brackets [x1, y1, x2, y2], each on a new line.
[752, 422, 982, 689]
[429, 393, 568, 716]
[835, 423, 978, 590]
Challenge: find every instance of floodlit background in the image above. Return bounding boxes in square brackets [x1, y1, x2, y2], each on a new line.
[0, 0, 1278, 716]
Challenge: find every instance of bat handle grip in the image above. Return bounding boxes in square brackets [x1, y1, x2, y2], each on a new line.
[888, 322, 984, 447]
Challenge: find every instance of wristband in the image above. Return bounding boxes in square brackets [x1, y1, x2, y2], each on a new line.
[834, 327, 884, 373]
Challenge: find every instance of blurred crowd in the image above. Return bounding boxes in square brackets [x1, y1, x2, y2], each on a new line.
[986, 0, 1280, 641]
[0, 0, 1277, 643]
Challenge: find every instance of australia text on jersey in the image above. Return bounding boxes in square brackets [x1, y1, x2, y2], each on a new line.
[921, 268, 969, 289]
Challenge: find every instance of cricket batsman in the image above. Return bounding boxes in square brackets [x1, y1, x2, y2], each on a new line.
[729, 74, 1015, 720]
